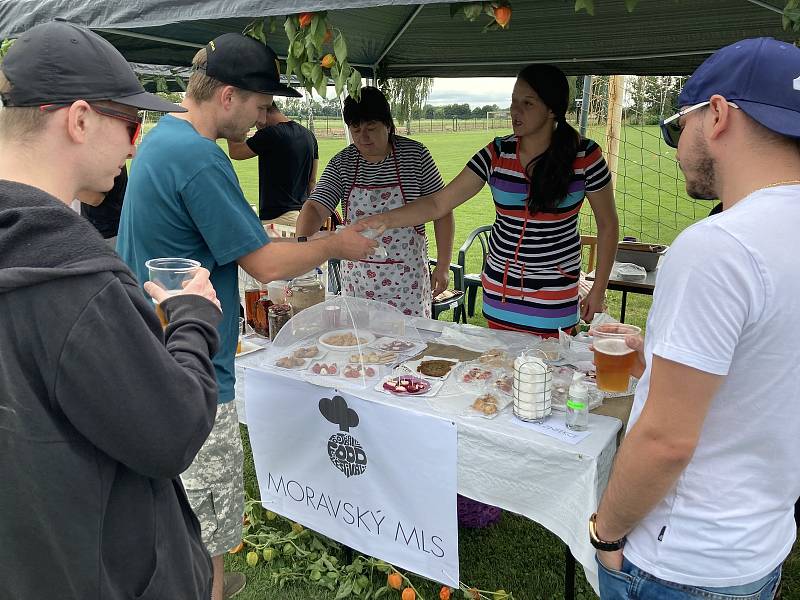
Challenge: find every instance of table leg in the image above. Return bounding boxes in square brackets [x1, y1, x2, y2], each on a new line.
[564, 544, 576, 600]
[620, 291, 628, 323]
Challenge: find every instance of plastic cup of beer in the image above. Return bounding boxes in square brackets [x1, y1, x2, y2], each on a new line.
[237, 317, 245, 354]
[145, 258, 201, 326]
[592, 323, 641, 393]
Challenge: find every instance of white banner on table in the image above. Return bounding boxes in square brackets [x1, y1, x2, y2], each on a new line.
[245, 370, 459, 585]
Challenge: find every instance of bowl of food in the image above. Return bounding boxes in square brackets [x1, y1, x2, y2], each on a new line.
[318, 329, 375, 351]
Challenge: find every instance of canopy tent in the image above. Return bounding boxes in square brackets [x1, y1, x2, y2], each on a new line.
[132, 63, 190, 93]
[0, 0, 792, 78]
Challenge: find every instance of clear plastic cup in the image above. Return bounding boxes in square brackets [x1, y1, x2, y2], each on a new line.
[591, 323, 641, 393]
[145, 258, 200, 326]
[145, 257, 201, 295]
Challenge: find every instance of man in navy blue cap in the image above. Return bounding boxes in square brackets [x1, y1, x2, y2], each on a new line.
[592, 38, 800, 598]
[117, 33, 376, 600]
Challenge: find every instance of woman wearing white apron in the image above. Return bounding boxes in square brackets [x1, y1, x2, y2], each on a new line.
[296, 87, 453, 318]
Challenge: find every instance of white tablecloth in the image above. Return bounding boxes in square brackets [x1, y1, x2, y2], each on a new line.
[234, 318, 621, 592]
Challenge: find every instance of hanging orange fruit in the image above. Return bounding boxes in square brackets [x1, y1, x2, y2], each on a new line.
[321, 54, 335, 69]
[323, 28, 333, 44]
[439, 586, 452, 600]
[387, 572, 403, 590]
[401, 588, 416, 600]
[298, 12, 314, 28]
[493, 6, 512, 28]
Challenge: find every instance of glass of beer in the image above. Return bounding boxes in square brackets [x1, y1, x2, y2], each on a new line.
[145, 258, 201, 327]
[592, 323, 641, 393]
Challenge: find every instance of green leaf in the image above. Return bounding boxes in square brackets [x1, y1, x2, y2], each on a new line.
[374, 586, 390, 599]
[269, 16, 278, 33]
[352, 581, 362, 595]
[335, 581, 353, 599]
[310, 15, 325, 51]
[313, 64, 327, 98]
[255, 19, 266, 43]
[334, 32, 348, 65]
[574, 0, 595, 15]
[463, 2, 483, 20]
[285, 53, 296, 80]
[347, 69, 362, 100]
[292, 39, 305, 60]
[284, 15, 297, 40]
[625, 0, 639, 12]
[301, 61, 315, 79]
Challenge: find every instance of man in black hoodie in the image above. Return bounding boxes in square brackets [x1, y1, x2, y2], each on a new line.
[0, 22, 222, 600]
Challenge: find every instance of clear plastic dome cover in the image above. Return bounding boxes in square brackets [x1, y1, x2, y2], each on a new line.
[266, 296, 425, 388]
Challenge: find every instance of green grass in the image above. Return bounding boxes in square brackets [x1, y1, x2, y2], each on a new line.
[219, 127, 800, 599]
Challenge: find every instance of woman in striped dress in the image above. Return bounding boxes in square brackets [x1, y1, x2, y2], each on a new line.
[362, 65, 618, 336]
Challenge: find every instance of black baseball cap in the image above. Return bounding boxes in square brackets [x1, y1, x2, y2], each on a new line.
[202, 33, 301, 98]
[0, 21, 184, 112]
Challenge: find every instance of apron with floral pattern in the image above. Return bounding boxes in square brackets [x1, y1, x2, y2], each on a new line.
[341, 149, 431, 318]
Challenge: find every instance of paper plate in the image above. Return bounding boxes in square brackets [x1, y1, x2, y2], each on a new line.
[236, 339, 266, 358]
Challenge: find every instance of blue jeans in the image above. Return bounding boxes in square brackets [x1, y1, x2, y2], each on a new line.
[597, 556, 781, 599]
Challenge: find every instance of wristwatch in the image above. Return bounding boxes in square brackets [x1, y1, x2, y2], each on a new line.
[296, 236, 308, 242]
[589, 513, 626, 551]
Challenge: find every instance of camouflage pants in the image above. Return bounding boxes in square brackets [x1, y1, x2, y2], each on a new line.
[181, 401, 244, 557]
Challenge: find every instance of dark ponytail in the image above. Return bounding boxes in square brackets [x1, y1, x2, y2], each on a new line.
[517, 65, 580, 214]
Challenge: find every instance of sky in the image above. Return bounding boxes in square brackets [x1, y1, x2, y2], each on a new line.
[426, 77, 516, 107]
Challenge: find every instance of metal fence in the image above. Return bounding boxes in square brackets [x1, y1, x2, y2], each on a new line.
[284, 115, 513, 137]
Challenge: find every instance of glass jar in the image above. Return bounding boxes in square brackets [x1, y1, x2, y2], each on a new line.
[286, 270, 325, 316]
[268, 303, 293, 341]
[244, 283, 268, 332]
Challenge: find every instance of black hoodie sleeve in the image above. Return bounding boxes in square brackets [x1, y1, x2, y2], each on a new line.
[53, 277, 222, 479]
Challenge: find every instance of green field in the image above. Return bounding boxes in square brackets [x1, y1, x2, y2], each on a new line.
[218, 126, 800, 600]
[226, 123, 706, 331]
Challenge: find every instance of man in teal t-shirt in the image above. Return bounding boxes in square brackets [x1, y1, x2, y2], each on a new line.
[117, 33, 376, 600]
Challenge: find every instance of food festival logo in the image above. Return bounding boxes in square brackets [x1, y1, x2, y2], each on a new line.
[319, 395, 367, 478]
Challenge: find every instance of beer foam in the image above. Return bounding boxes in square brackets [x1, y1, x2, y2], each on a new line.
[594, 337, 633, 355]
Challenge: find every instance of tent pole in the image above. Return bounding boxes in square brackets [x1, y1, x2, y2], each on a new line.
[338, 92, 352, 147]
[605, 75, 624, 194]
[373, 4, 424, 69]
[389, 48, 717, 70]
[579, 75, 592, 138]
[743, 0, 783, 14]
[95, 28, 203, 49]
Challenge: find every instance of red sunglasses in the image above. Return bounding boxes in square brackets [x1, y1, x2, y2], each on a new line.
[40, 102, 143, 145]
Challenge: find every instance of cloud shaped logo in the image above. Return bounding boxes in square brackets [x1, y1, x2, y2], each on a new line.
[319, 395, 367, 478]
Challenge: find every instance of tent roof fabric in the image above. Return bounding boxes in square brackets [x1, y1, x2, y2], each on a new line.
[0, 0, 791, 77]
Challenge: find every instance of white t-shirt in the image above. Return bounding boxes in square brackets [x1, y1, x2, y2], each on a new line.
[624, 186, 800, 587]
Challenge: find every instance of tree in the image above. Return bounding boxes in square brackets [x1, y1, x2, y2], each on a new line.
[379, 77, 434, 134]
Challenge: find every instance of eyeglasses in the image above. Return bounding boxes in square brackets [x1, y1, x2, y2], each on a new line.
[40, 102, 143, 145]
[660, 100, 739, 148]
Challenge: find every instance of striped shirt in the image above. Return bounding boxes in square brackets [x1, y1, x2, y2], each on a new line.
[309, 136, 444, 218]
[467, 135, 611, 334]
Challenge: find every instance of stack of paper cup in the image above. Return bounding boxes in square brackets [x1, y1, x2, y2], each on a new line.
[512, 353, 552, 423]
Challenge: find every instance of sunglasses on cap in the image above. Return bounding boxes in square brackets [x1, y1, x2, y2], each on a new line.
[40, 102, 143, 145]
[660, 100, 739, 148]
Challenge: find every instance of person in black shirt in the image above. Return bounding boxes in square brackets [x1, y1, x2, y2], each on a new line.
[227, 102, 318, 228]
[79, 165, 127, 245]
